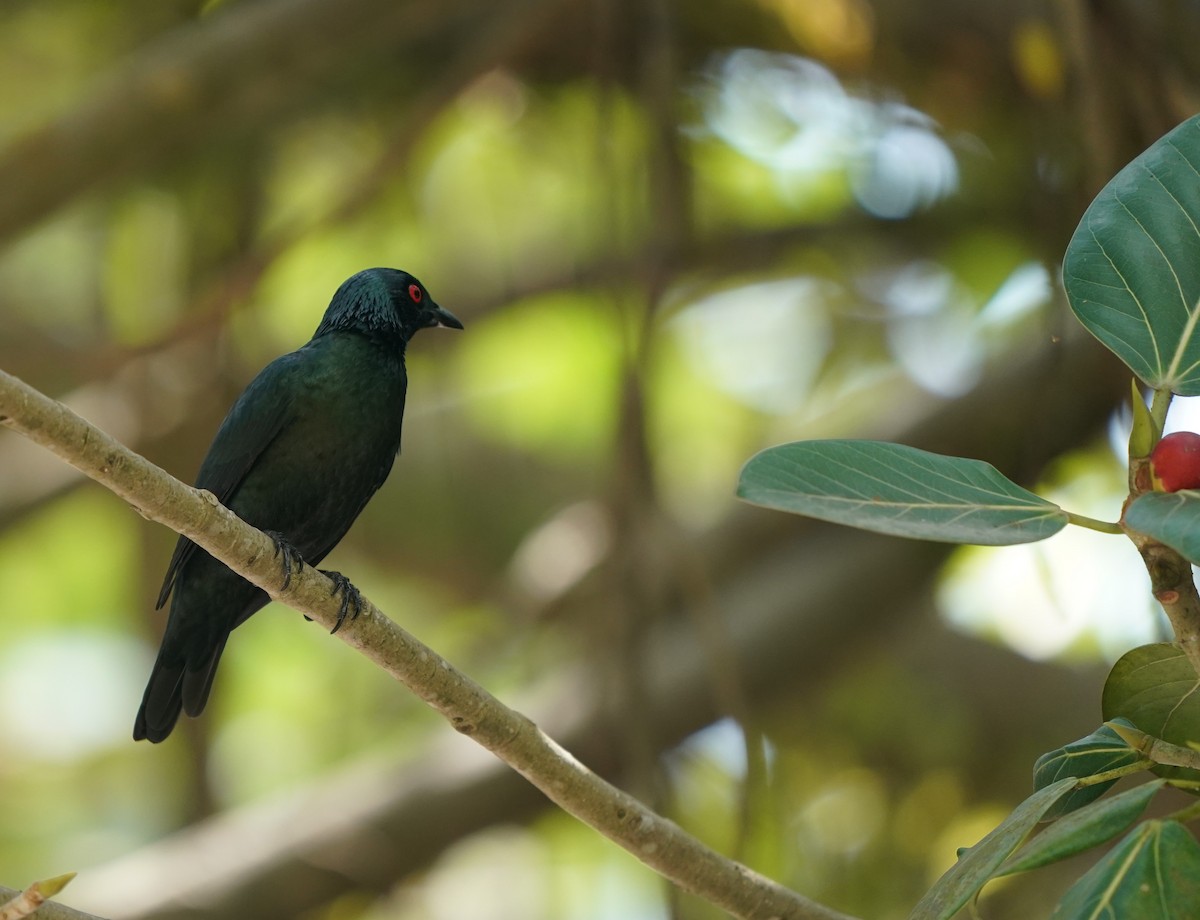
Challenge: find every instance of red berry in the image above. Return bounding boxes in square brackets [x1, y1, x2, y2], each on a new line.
[1150, 431, 1200, 492]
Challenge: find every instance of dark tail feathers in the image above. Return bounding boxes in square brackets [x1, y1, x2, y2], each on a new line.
[133, 630, 229, 743]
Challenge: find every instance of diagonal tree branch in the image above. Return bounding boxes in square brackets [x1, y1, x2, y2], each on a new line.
[0, 366, 856, 920]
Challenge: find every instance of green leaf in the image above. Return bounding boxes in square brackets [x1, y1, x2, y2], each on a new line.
[907, 777, 1076, 920]
[1033, 721, 1149, 818]
[1102, 643, 1200, 785]
[1104, 644, 1200, 740]
[737, 440, 1067, 545]
[1000, 780, 1164, 875]
[1063, 114, 1200, 395]
[1053, 820, 1200, 919]
[1126, 491, 1200, 564]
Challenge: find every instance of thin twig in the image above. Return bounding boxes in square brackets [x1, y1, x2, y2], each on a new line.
[1121, 527, 1200, 677]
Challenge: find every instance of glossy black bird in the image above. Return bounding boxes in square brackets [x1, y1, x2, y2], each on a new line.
[134, 268, 462, 743]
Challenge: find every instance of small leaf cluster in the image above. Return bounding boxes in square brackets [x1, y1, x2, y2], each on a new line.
[737, 114, 1200, 915]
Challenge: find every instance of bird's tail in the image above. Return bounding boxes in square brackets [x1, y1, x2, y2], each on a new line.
[133, 625, 229, 743]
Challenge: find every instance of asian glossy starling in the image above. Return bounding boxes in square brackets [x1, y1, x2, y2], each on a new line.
[134, 268, 462, 743]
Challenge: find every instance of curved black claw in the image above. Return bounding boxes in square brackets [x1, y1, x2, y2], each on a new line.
[264, 530, 302, 591]
[320, 569, 364, 634]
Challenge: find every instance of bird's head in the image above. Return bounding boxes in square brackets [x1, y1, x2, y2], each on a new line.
[315, 268, 463, 344]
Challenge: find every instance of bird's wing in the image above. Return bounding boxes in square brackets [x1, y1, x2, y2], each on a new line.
[155, 355, 300, 609]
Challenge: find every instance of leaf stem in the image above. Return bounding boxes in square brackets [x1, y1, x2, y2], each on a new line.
[1065, 511, 1124, 534]
[1107, 721, 1200, 770]
[1151, 387, 1173, 434]
[1074, 759, 1156, 786]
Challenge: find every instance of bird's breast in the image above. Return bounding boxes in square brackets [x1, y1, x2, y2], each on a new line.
[226, 337, 407, 549]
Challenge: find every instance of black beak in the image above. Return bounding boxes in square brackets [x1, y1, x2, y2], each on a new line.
[428, 304, 463, 330]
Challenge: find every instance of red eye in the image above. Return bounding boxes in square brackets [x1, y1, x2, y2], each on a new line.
[408, 283, 423, 303]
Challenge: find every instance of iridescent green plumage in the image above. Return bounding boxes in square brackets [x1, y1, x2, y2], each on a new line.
[134, 268, 461, 743]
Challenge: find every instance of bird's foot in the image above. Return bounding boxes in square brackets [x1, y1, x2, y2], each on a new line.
[319, 569, 364, 634]
[264, 531, 302, 591]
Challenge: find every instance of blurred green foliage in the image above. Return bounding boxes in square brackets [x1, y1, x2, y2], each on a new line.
[0, 0, 1192, 917]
